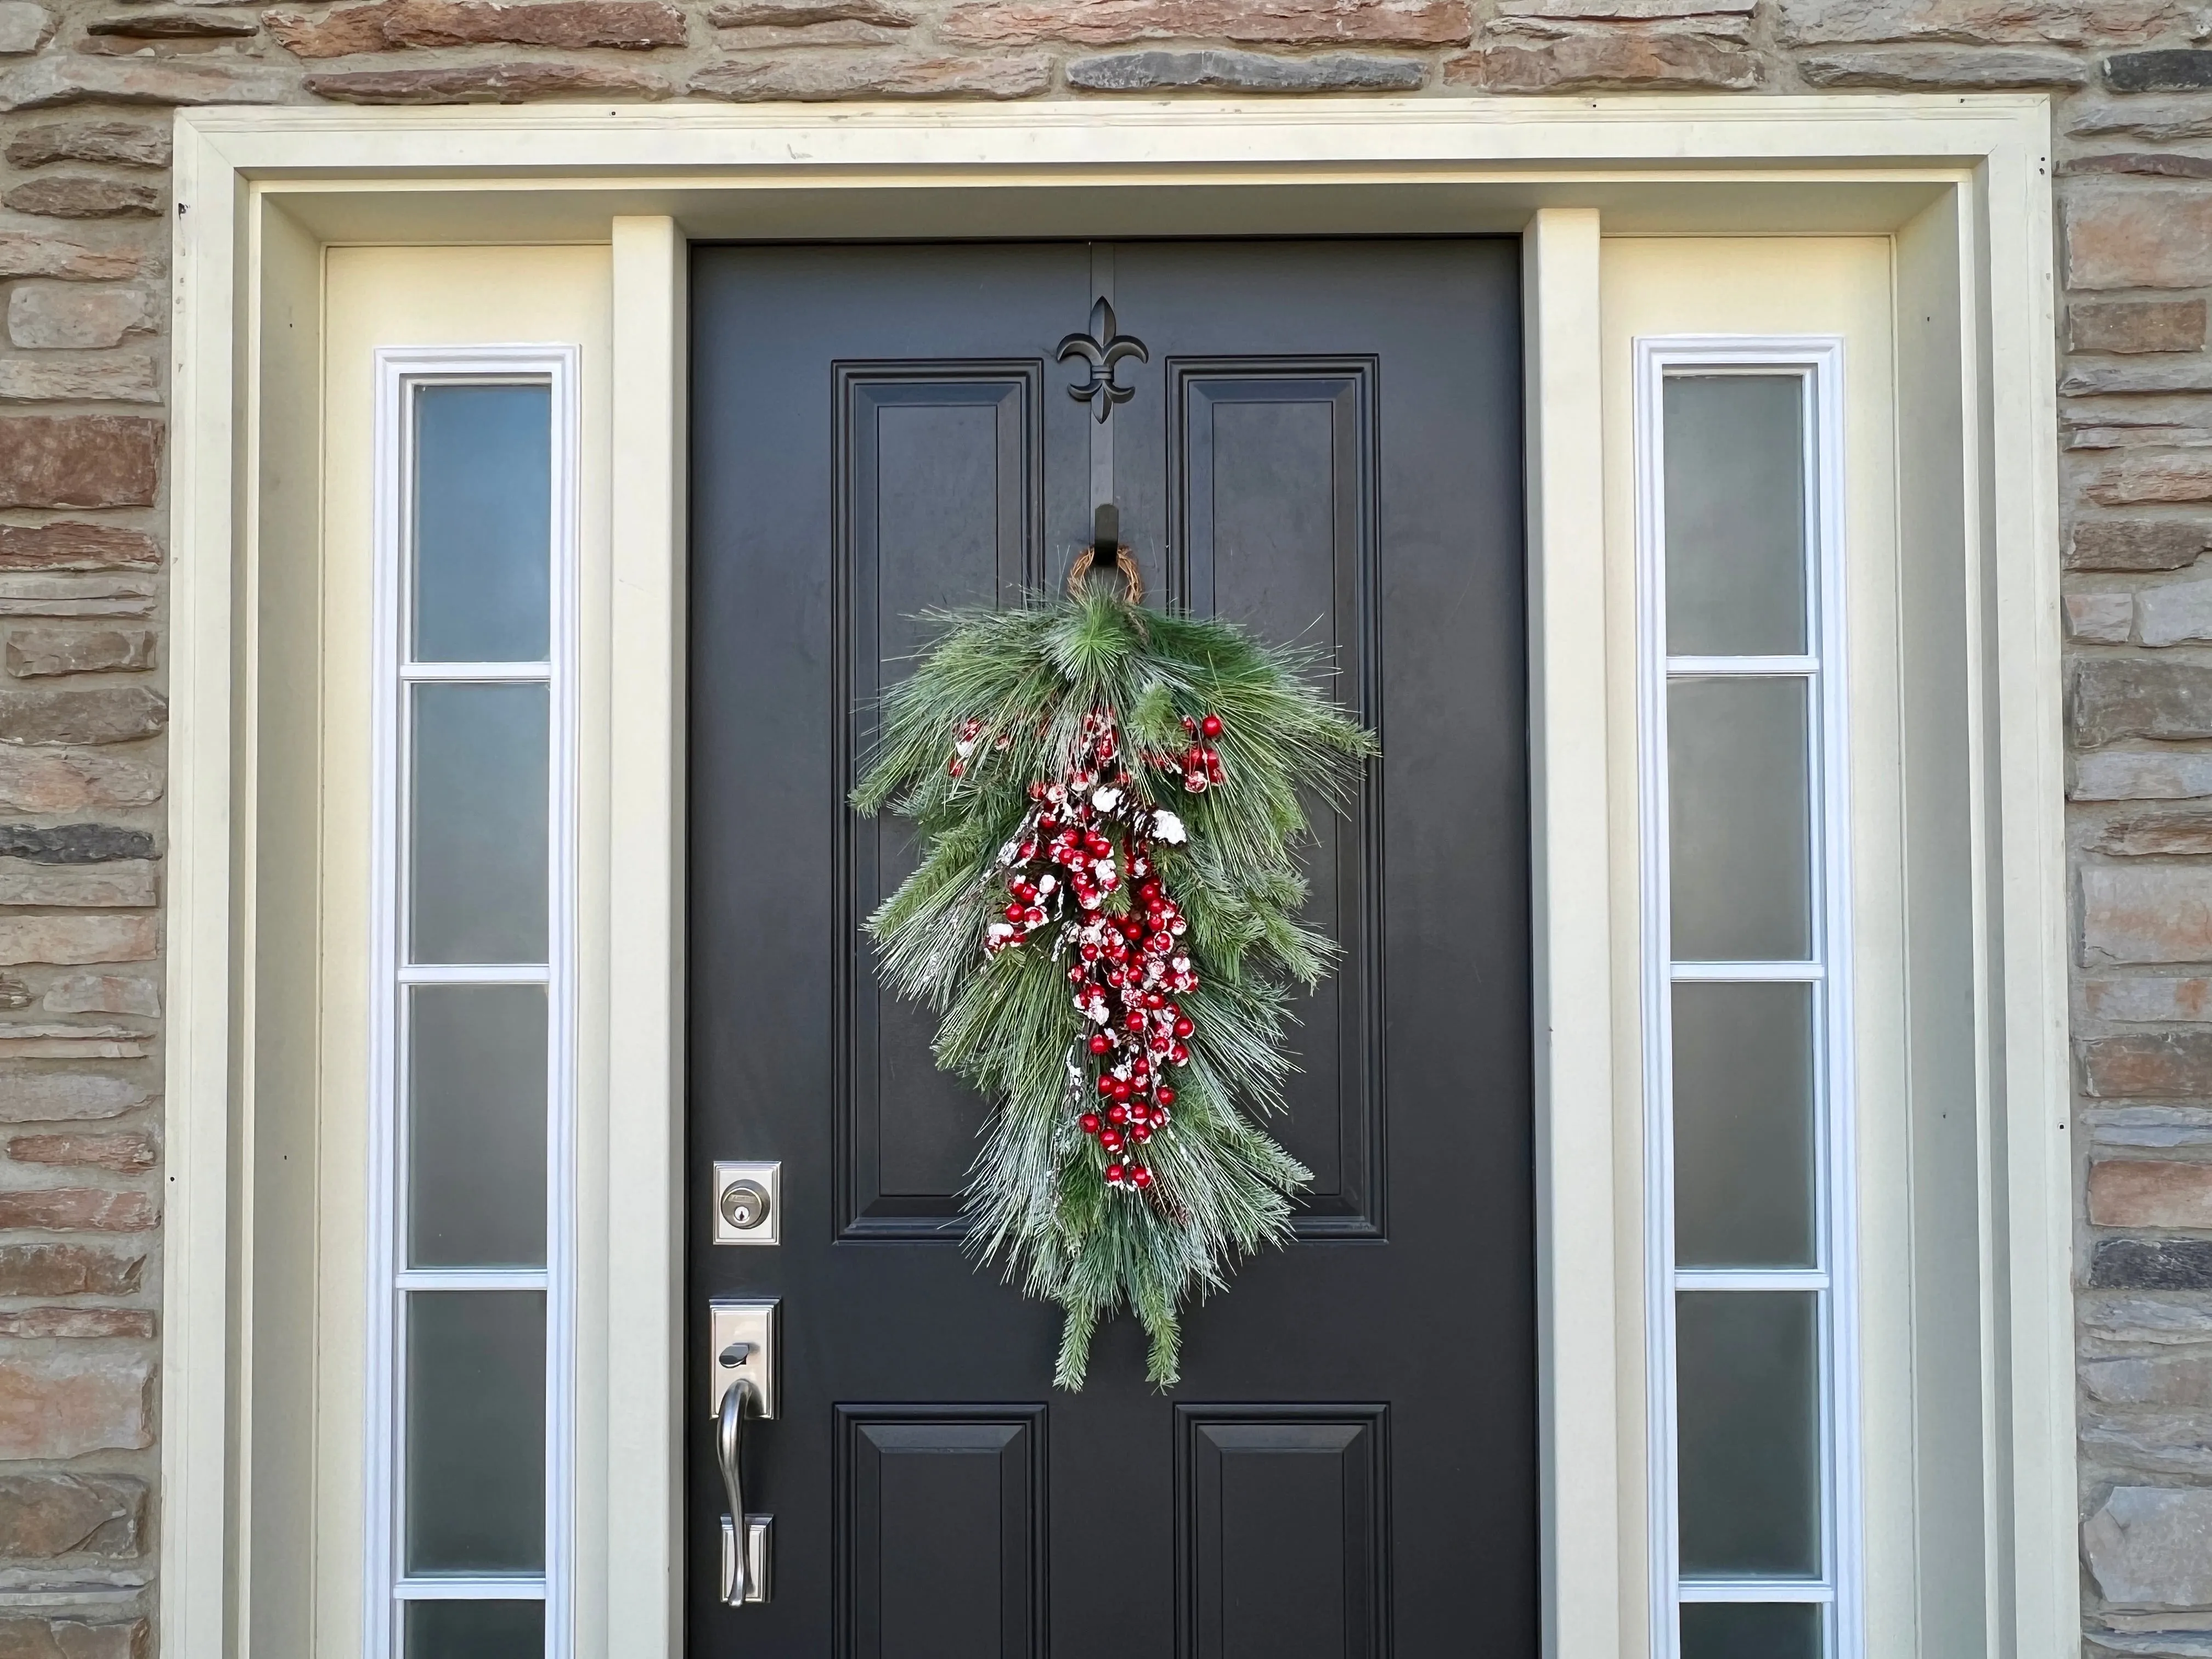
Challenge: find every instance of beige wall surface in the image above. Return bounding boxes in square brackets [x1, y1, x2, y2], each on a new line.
[0, 4, 2191, 1657]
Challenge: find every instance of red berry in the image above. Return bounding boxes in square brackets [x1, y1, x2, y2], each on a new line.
[1125, 1011, 1146, 1032]
[1173, 1015, 1195, 1038]
[1156, 1086, 1175, 1105]
[1080, 1113, 1101, 1134]
[1101, 1130, 1124, 1152]
[1005, 903, 1025, 923]
[1105, 1163, 1126, 1183]
[1107, 1103, 1127, 1125]
[1131, 1165, 1153, 1189]
[1098, 1076, 1116, 1096]
[1132, 1125, 1152, 1142]
[1170, 1043, 1189, 1065]
[1088, 1033, 1111, 1054]
[1201, 713, 1223, 738]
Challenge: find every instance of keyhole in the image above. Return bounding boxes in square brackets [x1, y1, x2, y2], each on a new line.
[721, 1179, 771, 1231]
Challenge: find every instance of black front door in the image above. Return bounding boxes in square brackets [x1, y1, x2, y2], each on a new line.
[688, 239, 1531, 1656]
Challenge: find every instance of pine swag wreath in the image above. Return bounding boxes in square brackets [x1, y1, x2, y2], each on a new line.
[851, 567, 1375, 1389]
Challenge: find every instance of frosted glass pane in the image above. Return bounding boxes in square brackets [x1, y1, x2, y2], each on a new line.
[408, 985, 546, 1269]
[1677, 1291, 1820, 1578]
[405, 1290, 545, 1575]
[1680, 1601, 1821, 1659]
[410, 682, 548, 966]
[1673, 982, 1816, 1269]
[1664, 375, 1807, 658]
[412, 384, 551, 664]
[1668, 677, 1812, 962]
[405, 1599, 544, 1659]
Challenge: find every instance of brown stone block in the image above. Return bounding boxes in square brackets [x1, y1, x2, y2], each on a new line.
[0, 749, 161, 811]
[0, 525, 157, 572]
[689, 50, 1049, 98]
[2092, 456, 2212, 507]
[0, 915, 157, 966]
[5, 628, 155, 679]
[0, 417, 159, 510]
[305, 58, 667, 100]
[0, 1243, 139, 1295]
[2068, 189, 2212, 290]
[2066, 153, 2212, 181]
[269, 0, 686, 54]
[2068, 520, 2211, 572]
[0, 55, 295, 112]
[0, 179, 160, 221]
[8, 1131, 155, 1173]
[0, 860, 155, 906]
[0, 1473, 144, 1557]
[85, 8, 259, 34]
[1446, 27, 1756, 89]
[1795, 46, 2085, 87]
[0, 1354, 149, 1459]
[1780, 0, 2187, 46]
[2084, 866, 2212, 966]
[2074, 659, 2212, 745]
[2083, 976, 2212, 1021]
[3, 123, 170, 171]
[0, 1307, 151, 1339]
[0, 1073, 146, 1124]
[2092, 1158, 2212, 1227]
[0, 236, 140, 285]
[941, 0, 1471, 46]
[0, 1364, 149, 1462]
[2082, 1029, 2212, 1096]
[0, 1187, 155, 1231]
[0, 1618, 145, 1659]
[2095, 812, 2212, 856]
[707, 0, 913, 22]
[2071, 298, 2208, 355]
[0, 361, 160, 407]
[41, 973, 156, 1017]
[0, 686, 163, 746]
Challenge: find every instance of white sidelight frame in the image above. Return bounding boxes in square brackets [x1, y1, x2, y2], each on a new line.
[1635, 339, 1861, 1658]
[165, 98, 2072, 1659]
[366, 346, 583, 1659]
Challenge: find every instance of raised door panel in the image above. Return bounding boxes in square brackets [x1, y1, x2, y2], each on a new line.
[1176, 1407, 1389, 1659]
[838, 1406, 1047, 1658]
[836, 366, 1043, 1238]
[1169, 364, 1383, 1236]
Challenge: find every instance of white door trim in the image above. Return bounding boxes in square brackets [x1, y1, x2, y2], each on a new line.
[166, 95, 2067, 1659]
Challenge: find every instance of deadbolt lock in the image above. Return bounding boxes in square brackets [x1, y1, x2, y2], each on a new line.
[721, 1180, 770, 1230]
[713, 1161, 781, 1246]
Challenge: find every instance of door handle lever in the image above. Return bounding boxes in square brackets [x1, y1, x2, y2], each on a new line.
[716, 1376, 771, 1605]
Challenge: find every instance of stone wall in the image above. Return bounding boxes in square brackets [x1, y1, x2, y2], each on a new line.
[0, 0, 2199, 1650]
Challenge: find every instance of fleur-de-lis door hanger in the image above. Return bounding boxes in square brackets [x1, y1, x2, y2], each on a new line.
[1057, 297, 1149, 422]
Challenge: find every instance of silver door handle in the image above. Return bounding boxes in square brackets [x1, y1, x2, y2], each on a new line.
[716, 1375, 771, 1604]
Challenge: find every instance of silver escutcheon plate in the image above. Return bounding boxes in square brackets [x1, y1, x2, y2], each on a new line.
[713, 1160, 782, 1245]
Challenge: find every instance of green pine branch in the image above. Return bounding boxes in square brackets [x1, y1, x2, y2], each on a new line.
[853, 590, 1375, 1387]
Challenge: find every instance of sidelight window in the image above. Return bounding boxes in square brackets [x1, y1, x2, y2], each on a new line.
[367, 351, 578, 1659]
[1637, 343, 1859, 1659]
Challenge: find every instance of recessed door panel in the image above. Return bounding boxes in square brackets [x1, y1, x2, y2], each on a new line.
[835, 367, 1044, 1238]
[837, 1406, 1047, 1659]
[1177, 1407, 1389, 1659]
[1170, 364, 1381, 1235]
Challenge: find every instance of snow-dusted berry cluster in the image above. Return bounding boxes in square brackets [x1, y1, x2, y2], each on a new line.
[967, 706, 1221, 1195]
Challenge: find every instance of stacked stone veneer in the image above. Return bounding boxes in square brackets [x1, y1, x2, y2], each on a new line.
[0, 0, 2192, 1650]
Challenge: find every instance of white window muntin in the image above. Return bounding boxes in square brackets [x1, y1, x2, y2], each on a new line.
[1636, 337, 1861, 1659]
[366, 345, 580, 1659]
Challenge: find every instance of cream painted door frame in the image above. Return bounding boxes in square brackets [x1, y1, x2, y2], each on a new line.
[166, 96, 2068, 1659]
